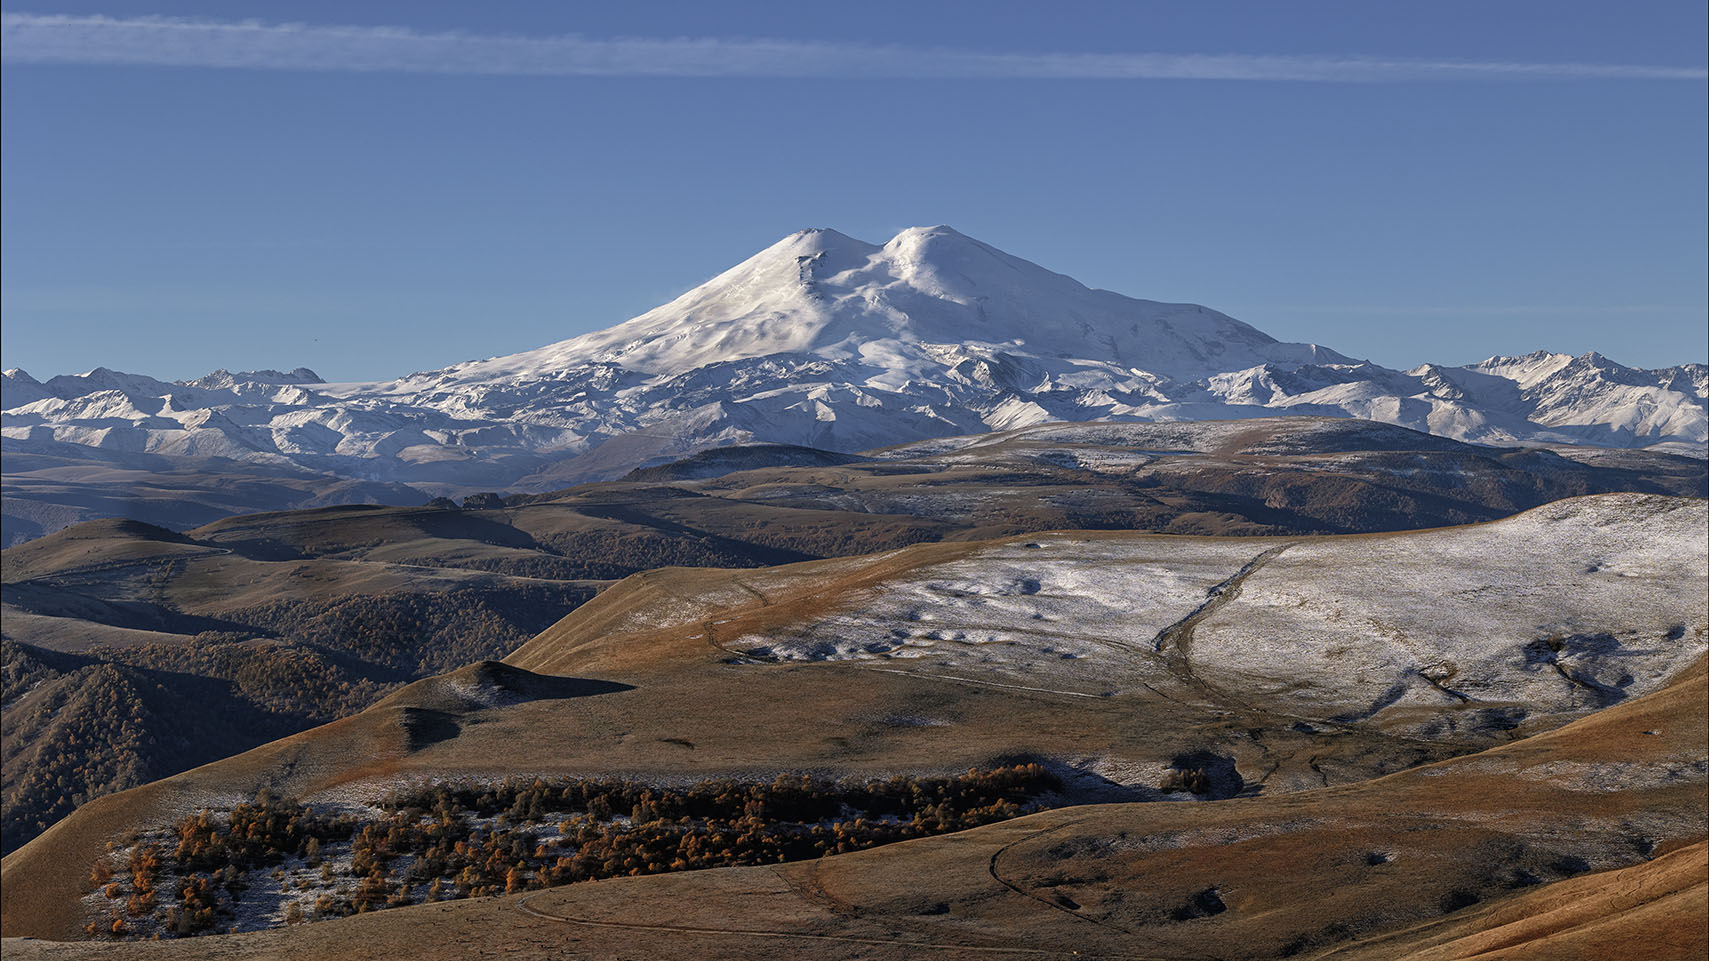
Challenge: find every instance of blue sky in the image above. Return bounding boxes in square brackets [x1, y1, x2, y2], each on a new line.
[3, 1, 1705, 382]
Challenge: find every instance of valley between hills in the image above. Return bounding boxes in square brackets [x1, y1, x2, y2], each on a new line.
[1, 417, 1705, 959]
[4, 417, 1702, 853]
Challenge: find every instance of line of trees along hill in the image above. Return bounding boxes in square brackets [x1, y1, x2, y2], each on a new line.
[86, 767, 1060, 937]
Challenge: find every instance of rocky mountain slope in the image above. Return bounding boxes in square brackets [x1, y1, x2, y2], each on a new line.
[5, 227, 1704, 543]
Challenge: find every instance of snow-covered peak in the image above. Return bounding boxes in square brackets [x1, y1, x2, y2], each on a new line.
[4, 225, 1704, 520]
[393, 225, 1325, 390]
[877, 225, 1093, 302]
[44, 367, 178, 398]
[880, 223, 1039, 278]
[1, 368, 53, 409]
[693, 226, 882, 293]
[781, 225, 881, 259]
[402, 228, 882, 387]
[1655, 364, 1709, 399]
[183, 368, 324, 389]
[1466, 350, 1577, 387]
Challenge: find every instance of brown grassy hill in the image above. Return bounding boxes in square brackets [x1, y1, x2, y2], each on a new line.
[1, 512, 601, 852]
[3, 494, 1702, 948]
[1324, 840, 1707, 961]
[4, 655, 1700, 960]
[3, 417, 1700, 850]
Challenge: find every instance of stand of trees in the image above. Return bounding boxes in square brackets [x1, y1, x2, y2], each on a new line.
[229, 583, 597, 676]
[86, 766, 1060, 937]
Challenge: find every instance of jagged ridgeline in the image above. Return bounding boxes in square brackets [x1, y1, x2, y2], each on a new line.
[5, 227, 1704, 544]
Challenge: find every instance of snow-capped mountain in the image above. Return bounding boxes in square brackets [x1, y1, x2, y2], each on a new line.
[4, 225, 1705, 499]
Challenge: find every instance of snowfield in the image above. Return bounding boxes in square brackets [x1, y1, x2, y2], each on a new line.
[1193, 493, 1708, 723]
[739, 536, 1273, 692]
[732, 494, 1708, 724]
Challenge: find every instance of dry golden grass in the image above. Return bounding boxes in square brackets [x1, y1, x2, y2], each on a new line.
[5, 492, 1702, 954]
[5, 660, 1700, 960]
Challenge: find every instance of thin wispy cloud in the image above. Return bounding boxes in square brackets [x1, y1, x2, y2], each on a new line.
[1265, 304, 1703, 316]
[3, 13, 1704, 81]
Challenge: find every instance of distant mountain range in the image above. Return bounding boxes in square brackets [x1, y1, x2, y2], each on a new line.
[3, 226, 1704, 541]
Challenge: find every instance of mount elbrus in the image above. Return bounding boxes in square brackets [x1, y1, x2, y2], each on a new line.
[3, 226, 1705, 543]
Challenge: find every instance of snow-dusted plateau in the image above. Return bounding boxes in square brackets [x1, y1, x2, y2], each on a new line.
[4, 226, 1705, 544]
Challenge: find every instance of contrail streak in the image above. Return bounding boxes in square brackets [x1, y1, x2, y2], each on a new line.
[4, 13, 1704, 82]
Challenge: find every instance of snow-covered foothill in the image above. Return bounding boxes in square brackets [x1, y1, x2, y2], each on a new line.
[730, 494, 1707, 725]
[1190, 493, 1708, 724]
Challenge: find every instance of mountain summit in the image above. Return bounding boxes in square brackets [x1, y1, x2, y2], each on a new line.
[3, 226, 1705, 515]
[399, 225, 1340, 388]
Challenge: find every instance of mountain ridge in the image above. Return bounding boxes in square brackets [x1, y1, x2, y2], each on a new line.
[4, 226, 1705, 541]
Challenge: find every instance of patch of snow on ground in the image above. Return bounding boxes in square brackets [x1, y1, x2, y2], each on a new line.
[748, 534, 1272, 693]
[723, 494, 1704, 728]
[1191, 494, 1709, 723]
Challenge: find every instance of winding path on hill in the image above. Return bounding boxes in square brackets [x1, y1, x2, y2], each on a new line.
[1150, 542, 1293, 700]
[512, 822, 1160, 958]
[513, 887, 1147, 957]
[984, 817, 1135, 935]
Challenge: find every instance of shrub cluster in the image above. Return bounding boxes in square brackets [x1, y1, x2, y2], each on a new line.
[88, 766, 1059, 937]
[86, 792, 359, 937]
[358, 765, 1057, 899]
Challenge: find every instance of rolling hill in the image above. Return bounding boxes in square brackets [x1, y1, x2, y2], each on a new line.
[5, 417, 1703, 852]
[3, 493, 1702, 954]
